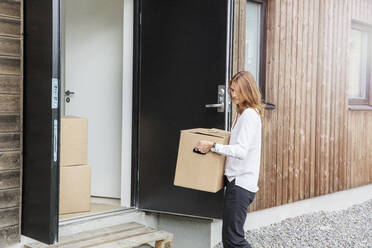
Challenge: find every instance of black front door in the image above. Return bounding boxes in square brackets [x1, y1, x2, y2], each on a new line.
[133, 0, 232, 219]
[22, 0, 60, 244]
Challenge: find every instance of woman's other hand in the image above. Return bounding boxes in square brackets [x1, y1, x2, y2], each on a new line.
[194, 140, 214, 154]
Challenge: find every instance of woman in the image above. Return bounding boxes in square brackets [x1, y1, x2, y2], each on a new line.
[194, 71, 263, 248]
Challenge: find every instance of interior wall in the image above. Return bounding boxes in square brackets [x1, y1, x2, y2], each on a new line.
[62, 0, 124, 198]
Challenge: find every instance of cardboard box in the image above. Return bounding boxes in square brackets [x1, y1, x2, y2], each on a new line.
[60, 116, 88, 166]
[174, 128, 231, 193]
[59, 165, 91, 215]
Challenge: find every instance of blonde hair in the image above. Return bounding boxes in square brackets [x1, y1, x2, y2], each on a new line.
[229, 71, 264, 117]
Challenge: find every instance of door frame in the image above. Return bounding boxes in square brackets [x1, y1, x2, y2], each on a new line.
[59, 0, 129, 204]
[22, 0, 61, 244]
[121, 0, 135, 208]
[129, 0, 140, 208]
[129, 0, 234, 215]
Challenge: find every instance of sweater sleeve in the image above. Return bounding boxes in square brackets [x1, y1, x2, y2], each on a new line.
[211, 111, 257, 160]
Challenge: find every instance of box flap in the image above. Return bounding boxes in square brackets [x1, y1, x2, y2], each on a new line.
[62, 115, 87, 119]
[182, 128, 230, 138]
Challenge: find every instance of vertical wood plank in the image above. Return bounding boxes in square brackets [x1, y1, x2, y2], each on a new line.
[315, 0, 325, 197]
[299, 0, 308, 202]
[333, 0, 341, 193]
[289, 0, 304, 202]
[340, 0, 349, 191]
[328, 0, 336, 194]
[304, 0, 313, 199]
[263, 0, 274, 209]
[324, 0, 333, 195]
[282, 0, 293, 204]
[345, 0, 352, 190]
[270, 0, 281, 208]
[276, 0, 286, 206]
[310, 0, 319, 198]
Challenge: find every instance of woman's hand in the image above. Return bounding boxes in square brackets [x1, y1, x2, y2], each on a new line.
[194, 140, 214, 154]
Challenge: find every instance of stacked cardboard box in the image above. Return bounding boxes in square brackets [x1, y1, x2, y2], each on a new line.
[59, 116, 91, 215]
[174, 128, 231, 193]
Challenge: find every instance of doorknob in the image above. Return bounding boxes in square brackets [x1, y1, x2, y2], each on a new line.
[205, 85, 225, 112]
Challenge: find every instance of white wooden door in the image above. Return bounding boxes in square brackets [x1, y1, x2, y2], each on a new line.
[62, 0, 123, 198]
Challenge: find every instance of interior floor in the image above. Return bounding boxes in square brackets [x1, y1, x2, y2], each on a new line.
[59, 197, 127, 221]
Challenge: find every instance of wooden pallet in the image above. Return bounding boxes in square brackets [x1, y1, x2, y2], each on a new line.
[24, 222, 173, 248]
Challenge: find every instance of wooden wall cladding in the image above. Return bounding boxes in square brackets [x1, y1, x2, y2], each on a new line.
[0, 170, 20, 190]
[0, 37, 20, 56]
[0, 18, 20, 37]
[0, 188, 20, 209]
[0, 95, 20, 112]
[0, 225, 19, 246]
[346, 0, 372, 189]
[0, 0, 22, 245]
[0, 1, 21, 19]
[0, 114, 20, 132]
[0, 57, 20, 75]
[234, 0, 372, 212]
[0, 151, 21, 171]
[0, 134, 20, 150]
[0, 152, 20, 171]
[0, 75, 20, 94]
[0, 207, 18, 228]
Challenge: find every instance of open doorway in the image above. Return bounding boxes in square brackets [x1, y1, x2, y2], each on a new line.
[58, 0, 130, 222]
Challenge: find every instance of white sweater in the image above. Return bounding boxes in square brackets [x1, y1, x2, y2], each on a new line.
[211, 108, 262, 193]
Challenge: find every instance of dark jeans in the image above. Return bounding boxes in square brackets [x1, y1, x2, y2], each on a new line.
[222, 176, 256, 248]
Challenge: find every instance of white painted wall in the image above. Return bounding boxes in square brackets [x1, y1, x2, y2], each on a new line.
[62, 0, 124, 198]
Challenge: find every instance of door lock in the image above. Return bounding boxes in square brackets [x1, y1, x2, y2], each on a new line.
[65, 90, 75, 96]
[65, 90, 75, 103]
[205, 85, 225, 112]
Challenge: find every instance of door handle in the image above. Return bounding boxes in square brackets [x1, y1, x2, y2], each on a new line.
[205, 103, 224, 108]
[65, 90, 75, 96]
[205, 85, 225, 112]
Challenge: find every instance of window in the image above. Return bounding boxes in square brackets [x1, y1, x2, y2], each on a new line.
[233, 0, 268, 107]
[244, 0, 267, 100]
[348, 22, 372, 106]
[245, 1, 262, 85]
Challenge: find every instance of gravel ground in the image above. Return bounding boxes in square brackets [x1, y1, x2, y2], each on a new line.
[215, 199, 372, 248]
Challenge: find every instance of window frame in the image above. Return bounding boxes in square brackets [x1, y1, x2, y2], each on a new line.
[348, 21, 372, 106]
